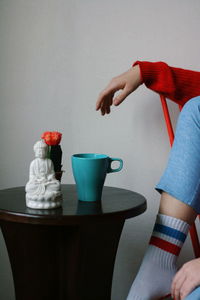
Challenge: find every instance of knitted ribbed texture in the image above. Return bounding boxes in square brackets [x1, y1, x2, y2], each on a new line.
[133, 60, 200, 106]
[126, 214, 190, 300]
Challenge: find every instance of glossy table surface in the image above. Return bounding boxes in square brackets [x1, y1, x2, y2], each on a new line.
[0, 184, 147, 300]
[0, 184, 147, 225]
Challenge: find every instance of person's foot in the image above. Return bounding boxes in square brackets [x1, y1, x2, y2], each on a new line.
[126, 214, 190, 300]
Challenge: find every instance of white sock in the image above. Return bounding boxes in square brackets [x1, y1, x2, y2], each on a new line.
[126, 214, 190, 300]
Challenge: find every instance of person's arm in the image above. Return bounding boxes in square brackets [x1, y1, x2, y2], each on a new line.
[171, 258, 200, 299]
[96, 61, 200, 115]
[134, 61, 200, 106]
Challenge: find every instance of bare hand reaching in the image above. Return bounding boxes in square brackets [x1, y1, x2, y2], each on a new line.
[171, 258, 200, 300]
[96, 65, 142, 115]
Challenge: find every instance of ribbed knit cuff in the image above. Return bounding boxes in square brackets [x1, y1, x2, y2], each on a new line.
[147, 213, 191, 266]
[157, 214, 190, 234]
[132, 60, 171, 89]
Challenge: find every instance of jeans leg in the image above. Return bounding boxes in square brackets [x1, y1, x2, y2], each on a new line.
[184, 286, 200, 300]
[156, 96, 200, 213]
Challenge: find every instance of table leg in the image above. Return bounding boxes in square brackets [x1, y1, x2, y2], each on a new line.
[0, 220, 124, 300]
[75, 221, 125, 300]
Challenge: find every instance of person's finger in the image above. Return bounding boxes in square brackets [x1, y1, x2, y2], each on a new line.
[100, 105, 105, 116]
[171, 270, 185, 300]
[104, 102, 111, 114]
[113, 85, 132, 106]
[96, 92, 105, 111]
[179, 279, 198, 300]
[96, 80, 124, 111]
[106, 105, 110, 114]
[171, 273, 186, 300]
[99, 91, 115, 115]
[105, 95, 113, 114]
[99, 96, 108, 115]
[96, 87, 115, 110]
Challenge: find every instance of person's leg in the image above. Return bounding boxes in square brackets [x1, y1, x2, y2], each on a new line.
[127, 97, 200, 300]
[127, 195, 195, 300]
[159, 192, 197, 225]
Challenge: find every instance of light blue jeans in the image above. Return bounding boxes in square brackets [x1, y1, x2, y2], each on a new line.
[156, 96, 200, 214]
[185, 286, 200, 300]
[155, 96, 200, 299]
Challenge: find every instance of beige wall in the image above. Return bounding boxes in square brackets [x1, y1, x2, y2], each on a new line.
[0, 0, 199, 299]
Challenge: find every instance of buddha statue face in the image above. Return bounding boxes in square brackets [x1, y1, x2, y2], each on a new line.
[34, 140, 48, 159]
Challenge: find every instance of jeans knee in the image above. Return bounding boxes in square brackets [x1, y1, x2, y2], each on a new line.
[181, 96, 200, 121]
[182, 96, 200, 112]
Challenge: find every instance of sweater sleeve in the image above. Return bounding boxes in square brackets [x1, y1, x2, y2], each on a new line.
[133, 61, 200, 106]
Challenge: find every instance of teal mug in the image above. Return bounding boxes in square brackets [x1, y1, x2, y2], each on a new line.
[71, 153, 123, 202]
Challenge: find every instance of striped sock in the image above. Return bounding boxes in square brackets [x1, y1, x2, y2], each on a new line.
[126, 214, 190, 300]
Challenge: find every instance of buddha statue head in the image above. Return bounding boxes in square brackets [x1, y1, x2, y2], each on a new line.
[33, 140, 48, 159]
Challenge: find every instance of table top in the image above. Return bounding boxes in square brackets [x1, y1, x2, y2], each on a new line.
[0, 185, 147, 225]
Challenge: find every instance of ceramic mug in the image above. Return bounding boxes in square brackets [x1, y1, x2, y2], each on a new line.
[71, 153, 123, 202]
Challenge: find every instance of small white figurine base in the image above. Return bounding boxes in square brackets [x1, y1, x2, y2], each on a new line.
[25, 140, 62, 210]
[26, 192, 62, 210]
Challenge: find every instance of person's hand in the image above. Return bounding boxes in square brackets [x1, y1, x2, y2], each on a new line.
[96, 65, 142, 115]
[171, 258, 200, 300]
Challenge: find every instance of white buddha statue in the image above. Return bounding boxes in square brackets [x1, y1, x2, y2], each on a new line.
[25, 140, 62, 209]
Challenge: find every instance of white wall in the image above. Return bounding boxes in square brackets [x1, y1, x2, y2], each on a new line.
[0, 1, 200, 299]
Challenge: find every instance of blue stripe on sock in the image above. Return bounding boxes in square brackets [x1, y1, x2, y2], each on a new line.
[154, 223, 186, 242]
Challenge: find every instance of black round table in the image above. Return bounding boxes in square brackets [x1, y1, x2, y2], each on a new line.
[0, 184, 146, 300]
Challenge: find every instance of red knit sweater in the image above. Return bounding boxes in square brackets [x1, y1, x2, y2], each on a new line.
[133, 61, 200, 106]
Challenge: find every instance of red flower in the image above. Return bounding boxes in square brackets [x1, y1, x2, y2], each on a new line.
[41, 131, 62, 146]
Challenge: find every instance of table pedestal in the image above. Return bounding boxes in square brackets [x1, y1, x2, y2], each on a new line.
[0, 185, 147, 300]
[0, 220, 124, 300]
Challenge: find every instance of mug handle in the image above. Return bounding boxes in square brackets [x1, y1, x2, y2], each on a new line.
[108, 158, 123, 173]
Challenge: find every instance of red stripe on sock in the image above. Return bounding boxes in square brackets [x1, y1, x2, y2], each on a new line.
[149, 236, 181, 256]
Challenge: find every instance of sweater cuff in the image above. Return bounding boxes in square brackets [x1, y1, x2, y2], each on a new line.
[132, 60, 169, 89]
